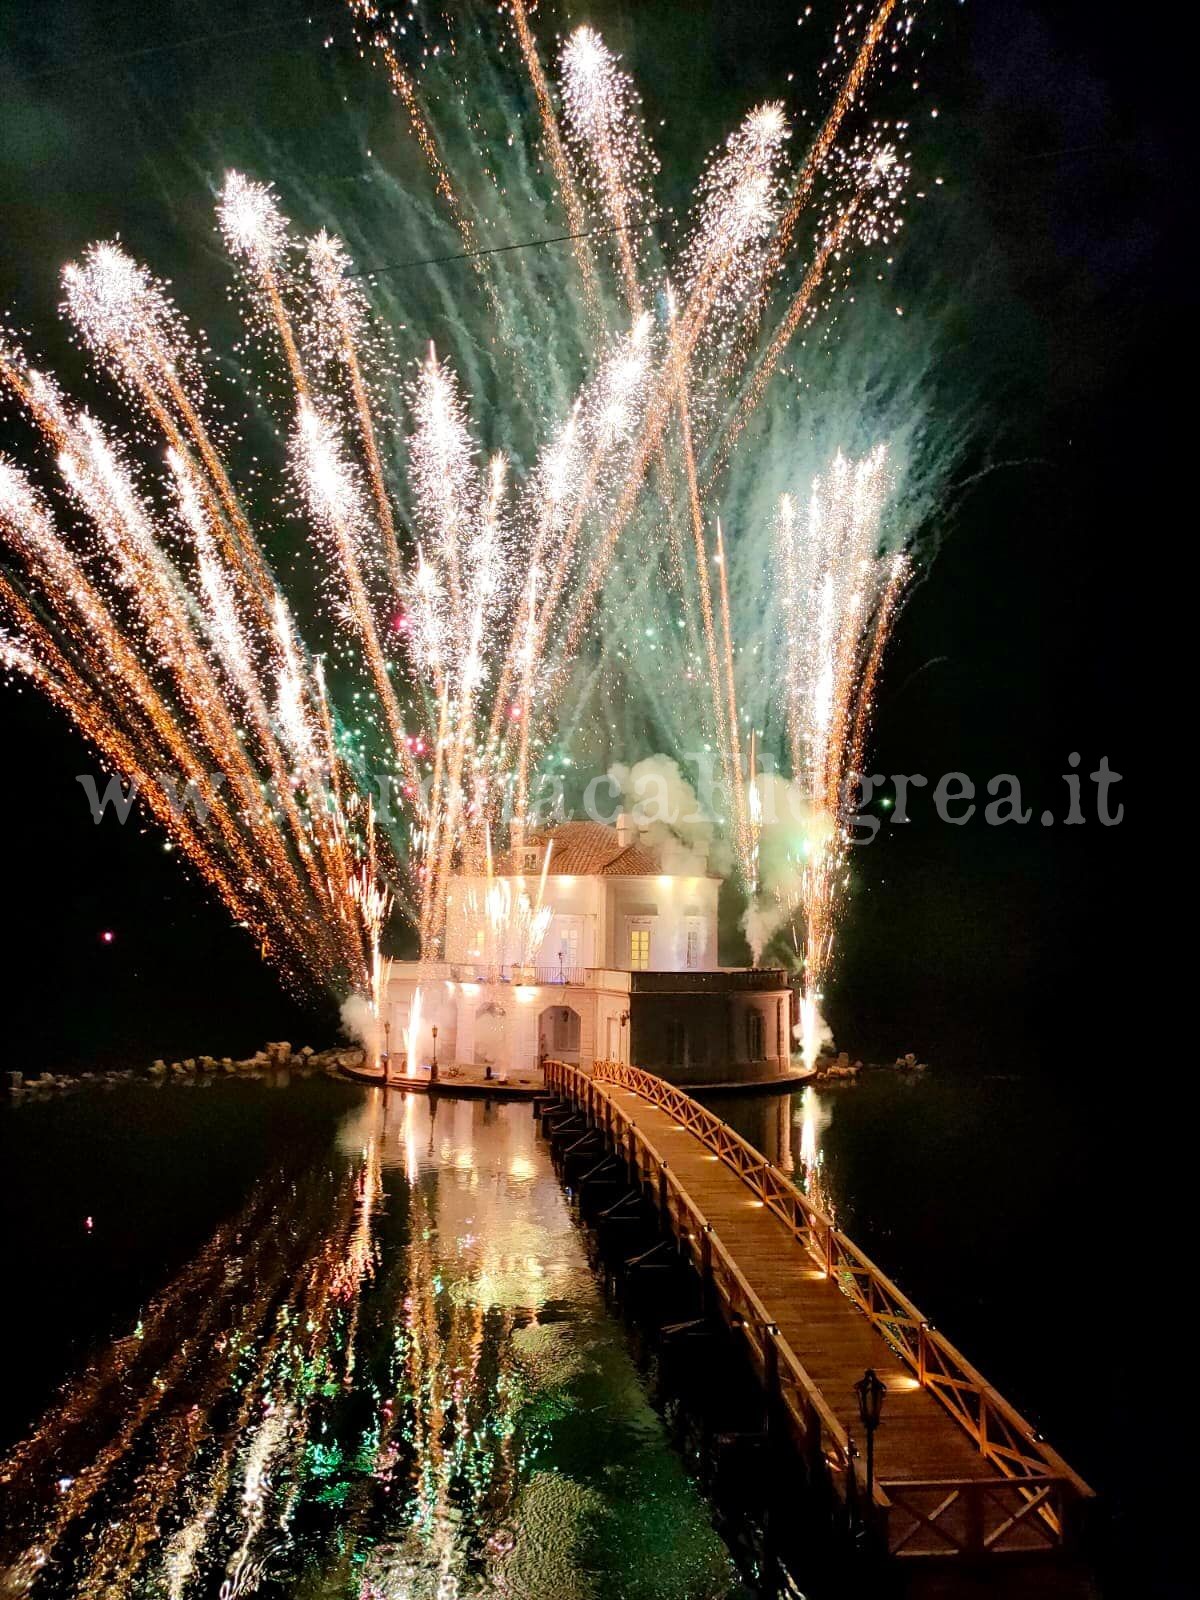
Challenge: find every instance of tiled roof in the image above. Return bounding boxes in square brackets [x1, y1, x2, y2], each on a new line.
[521, 820, 662, 877]
[597, 842, 662, 876]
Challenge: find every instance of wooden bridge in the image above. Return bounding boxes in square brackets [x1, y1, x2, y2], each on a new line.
[543, 1059, 1093, 1568]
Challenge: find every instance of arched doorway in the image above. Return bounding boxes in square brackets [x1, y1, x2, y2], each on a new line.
[539, 1004, 581, 1064]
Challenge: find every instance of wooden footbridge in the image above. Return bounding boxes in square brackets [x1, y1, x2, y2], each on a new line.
[542, 1059, 1093, 1569]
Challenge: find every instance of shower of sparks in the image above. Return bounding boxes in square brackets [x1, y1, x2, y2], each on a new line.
[1, 0, 931, 1045]
[768, 447, 910, 1066]
[560, 26, 658, 313]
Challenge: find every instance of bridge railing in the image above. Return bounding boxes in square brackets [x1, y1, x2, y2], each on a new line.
[544, 1058, 1093, 1555]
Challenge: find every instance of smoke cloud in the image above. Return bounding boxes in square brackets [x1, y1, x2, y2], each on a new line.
[606, 753, 732, 877]
[340, 993, 380, 1058]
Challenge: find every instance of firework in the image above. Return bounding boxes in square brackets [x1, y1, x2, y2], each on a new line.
[769, 447, 909, 1066]
[1, 0, 927, 1048]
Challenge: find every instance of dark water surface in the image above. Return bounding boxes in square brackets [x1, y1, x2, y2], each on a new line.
[0, 1075, 739, 1600]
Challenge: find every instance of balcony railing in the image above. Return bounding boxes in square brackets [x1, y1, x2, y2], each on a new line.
[630, 967, 788, 994]
[443, 962, 589, 986]
[411, 963, 788, 993]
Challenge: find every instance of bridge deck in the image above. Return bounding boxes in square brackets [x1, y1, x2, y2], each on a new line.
[546, 1060, 1093, 1562]
[604, 1079, 985, 1484]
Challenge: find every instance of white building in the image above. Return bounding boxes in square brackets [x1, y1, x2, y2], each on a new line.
[385, 816, 794, 1086]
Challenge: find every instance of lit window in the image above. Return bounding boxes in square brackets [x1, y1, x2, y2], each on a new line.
[630, 928, 650, 970]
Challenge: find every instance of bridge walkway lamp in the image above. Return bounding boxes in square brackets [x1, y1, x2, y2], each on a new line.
[430, 1025, 439, 1086]
[854, 1367, 886, 1512]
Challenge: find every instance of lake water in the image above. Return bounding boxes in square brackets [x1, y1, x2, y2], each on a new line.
[0, 1076, 742, 1600]
[0, 1066, 1149, 1598]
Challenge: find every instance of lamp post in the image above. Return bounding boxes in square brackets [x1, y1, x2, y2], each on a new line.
[854, 1368, 886, 1509]
[430, 1024, 439, 1086]
[383, 1019, 391, 1084]
[618, 1009, 629, 1064]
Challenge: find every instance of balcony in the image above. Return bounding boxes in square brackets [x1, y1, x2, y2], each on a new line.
[398, 963, 788, 994]
[442, 962, 591, 987]
[629, 968, 789, 994]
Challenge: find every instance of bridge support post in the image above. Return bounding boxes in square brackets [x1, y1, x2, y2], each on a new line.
[699, 1224, 716, 1320]
[762, 1322, 780, 1439]
[965, 1482, 984, 1555]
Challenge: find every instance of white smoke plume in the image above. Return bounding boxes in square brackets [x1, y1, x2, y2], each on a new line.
[796, 1001, 833, 1059]
[340, 993, 381, 1059]
[739, 770, 836, 964]
[605, 754, 731, 876]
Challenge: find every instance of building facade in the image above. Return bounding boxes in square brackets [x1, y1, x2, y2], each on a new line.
[385, 817, 795, 1086]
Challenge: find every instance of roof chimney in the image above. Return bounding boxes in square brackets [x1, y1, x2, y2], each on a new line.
[615, 810, 636, 847]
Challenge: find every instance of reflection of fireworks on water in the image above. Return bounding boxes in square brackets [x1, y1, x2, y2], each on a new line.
[796, 1086, 835, 1217]
[1, 0, 932, 1038]
[0, 1090, 591, 1598]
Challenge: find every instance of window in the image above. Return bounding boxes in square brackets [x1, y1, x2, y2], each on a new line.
[746, 1008, 765, 1060]
[629, 927, 651, 970]
[557, 921, 580, 973]
[685, 921, 702, 969]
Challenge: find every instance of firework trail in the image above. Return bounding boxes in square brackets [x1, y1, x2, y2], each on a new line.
[507, 0, 600, 312]
[560, 25, 657, 316]
[747, 0, 904, 334]
[765, 447, 909, 1066]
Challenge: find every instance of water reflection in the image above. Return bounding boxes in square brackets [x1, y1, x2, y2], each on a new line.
[796, 1089, 834, 1218]
[0, 1086, 735, 1600]
[712, 1086, 837, 1220]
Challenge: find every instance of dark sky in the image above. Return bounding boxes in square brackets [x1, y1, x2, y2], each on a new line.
[0, 0, 1165, 1071]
